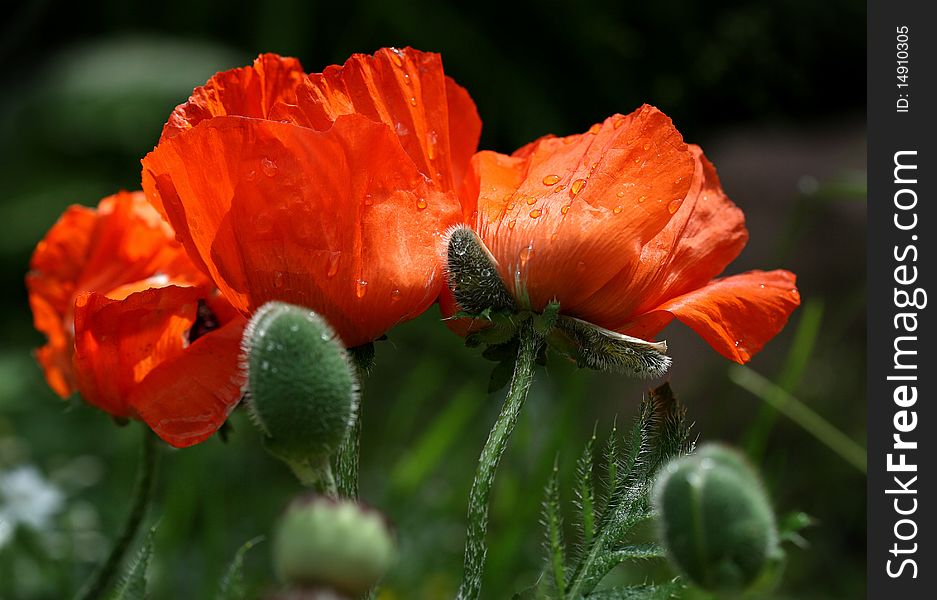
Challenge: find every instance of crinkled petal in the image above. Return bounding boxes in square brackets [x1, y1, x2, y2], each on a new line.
[142, 114, 461, 347]
[160, 53, 306, 142]
[130, 317, 246, 448]
[621, 270, 801, 363]
[72, 286, 203, 417]
[471, 105, 695, 313]
[269, 47, 481, 194]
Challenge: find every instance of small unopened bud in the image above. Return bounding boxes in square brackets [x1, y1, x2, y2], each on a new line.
[653, 444, 781, 594]
[273, 496, 395, 596]
[551, 316, 671, 378]
[445, 225, 516, 314]
[242, 302, 358, 471]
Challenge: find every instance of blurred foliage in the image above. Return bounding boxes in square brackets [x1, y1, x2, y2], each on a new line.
[0, 1, 864, 599]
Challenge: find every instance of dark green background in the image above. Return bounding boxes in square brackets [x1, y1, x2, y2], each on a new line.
[0, 1, 866, 598]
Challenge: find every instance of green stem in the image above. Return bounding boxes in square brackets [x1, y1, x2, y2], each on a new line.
[729, 365, 867, 474]
[457, 320, 543, 600]
[289, 459, 339, 498]
[334, 366, 365, 499]
[75, 426, 158, 600]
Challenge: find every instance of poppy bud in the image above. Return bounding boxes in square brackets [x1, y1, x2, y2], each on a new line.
[652, 443, 782, 594]
[445, 225, 517, 314]
[273, 496, 395, 596]
[242, 302, 358, 474]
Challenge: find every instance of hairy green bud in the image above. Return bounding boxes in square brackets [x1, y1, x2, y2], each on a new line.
[653, 443, 781, 594]
[445, 225, 516, 314]
[273, 496, 395, 595]
[242, 302, 358, 470]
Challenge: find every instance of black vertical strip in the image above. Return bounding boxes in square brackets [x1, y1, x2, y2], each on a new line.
[868, 1, 935, 596]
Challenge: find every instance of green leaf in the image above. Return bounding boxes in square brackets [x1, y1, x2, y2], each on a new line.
[542, 459, 567, 597]
[217, 536, 264, 600]
[108, 527, 156, 600]
[489, 358, 516, 393]
[581, 579, 686, 599]
[574, 430, 597, 548]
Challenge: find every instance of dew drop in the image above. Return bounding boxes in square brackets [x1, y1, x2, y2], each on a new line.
[426, 130, 438, 159]
[390, 289, 402, 302]
[416, 198, 427, 210]
[507, 202, 516, 211]
[389, 48, 404, 67]
[403, 73, 412, 86]
[261, 157, 278, 177]
[668, 197, 684, 214]
[550, 233, 558, 242]
[613, 205, 623, 214]
[617, 191, 625, 198]
[519, 245, 534, 268]
[553, 184, 567, 194]
[526, 196, 538, 205]
[561, 205, 570, 215]
[542, 174, 561, 186]
[759, 283, 766, 289]
[395, 122, 409, 136]
[571, 179, 587, 196]
[508, 219, 517, 230]
[327, 252, 341, 278]
[529, 208, 542, 218]
[642, 142, 651, 151]
[364, 194, 374, 206]
[356, 279, 368, 298]
[409, 96, 417, 107]
[638, 195, 647, 203]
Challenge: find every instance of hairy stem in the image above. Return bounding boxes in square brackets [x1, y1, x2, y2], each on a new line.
[290, 458, 338, 498]
[75, 426, 158, 600]
[457, 320, 544, 600]
[334, 366, 365, 499]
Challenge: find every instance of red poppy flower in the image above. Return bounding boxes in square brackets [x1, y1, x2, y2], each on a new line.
[446, 105, 799, 364]
[27, 191, 246, 447]
[142, 49, 481, 347]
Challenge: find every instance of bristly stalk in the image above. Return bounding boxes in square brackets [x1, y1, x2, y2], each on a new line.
[74, 425, 158, 600]
[457, 319, 545, 600]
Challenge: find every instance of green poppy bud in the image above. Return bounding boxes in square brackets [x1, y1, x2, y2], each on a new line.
[445, 225, 516, 314]
[653, 443, 781, 594]
[273, 496, 395, 596]
[242, 302, 358, 474]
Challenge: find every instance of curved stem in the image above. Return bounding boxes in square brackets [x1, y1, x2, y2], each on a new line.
[457, 320, 544, 600]
[75, 426, 158, 600]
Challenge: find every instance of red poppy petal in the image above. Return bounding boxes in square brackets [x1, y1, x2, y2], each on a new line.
[621, 270, 801, 363]
[72, 285, 203, 417]
[575, 144, 749, 329]
[269, 47, 480, 194]
[160, 53, 306, 142]
[130, 317, 246, 448]
[473, 106, 695, 314]
[142, 114, 461, 347]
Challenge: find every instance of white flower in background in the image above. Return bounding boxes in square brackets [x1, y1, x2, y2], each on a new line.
[0, 466, 65, 548]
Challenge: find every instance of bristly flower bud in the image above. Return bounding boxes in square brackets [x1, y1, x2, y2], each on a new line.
[652, 443, 782, 594]
[551, 316, 671, 378]
[242, 302, 358, 475]
[273, 495, 395, 596]
[444, 225, 516, 315]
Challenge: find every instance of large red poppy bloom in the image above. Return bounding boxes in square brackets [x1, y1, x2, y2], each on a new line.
[27, 191, 246, 447]
[448, 105, 799, 363]
[142, 49, 481, 347]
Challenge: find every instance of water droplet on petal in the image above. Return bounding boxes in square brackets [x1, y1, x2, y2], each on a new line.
[403, 73, 412, 86]
[543, 174, 561, 186]
[519, 245, 534, 268]
[529, 208, 542, 218]
[613, 205, 623, 214]
[638, 195, 647, 203]
[507, 202, 516, 211]
[356, 280, 368, 298]
[642, 142, 651, 151]
[395, 122, 409, 136]
[508, 219, 517, 230]
[561, 205, 570, 215]
[364, 194, 373, 206]
[389, 48, 404, 67]
[668, 198, 684, 214]
[571, 179, 587, 195]
[759, 283, 766, 289]
[417, 198, 427, 210]
[391, 289, 402, 302]
[550, 233, 558, 241]
[409, 96, 417, 107]
[617, 191, 625, 198]
[553, 184, 567, 194]
[526, 196, 538, 205]
[327, 252, 341, 278]
[426, 130, 438, 159]
[261, 157, 278, 177]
